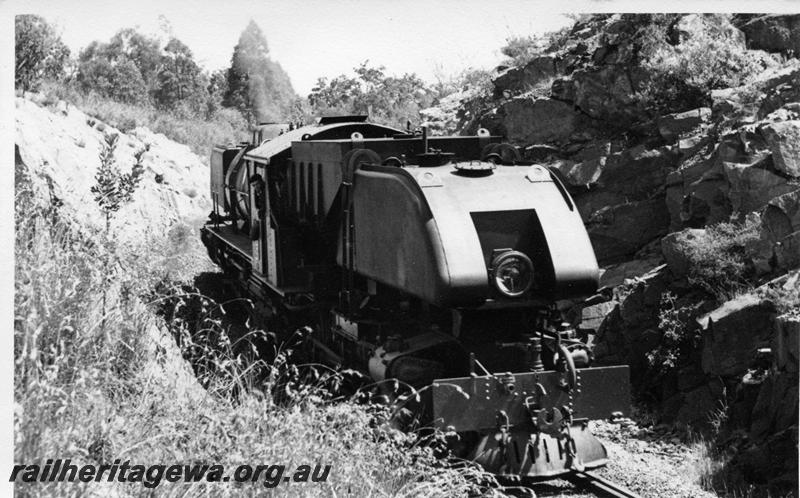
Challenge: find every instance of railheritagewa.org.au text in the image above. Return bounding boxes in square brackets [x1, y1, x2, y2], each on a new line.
[10, 459, 331, 488]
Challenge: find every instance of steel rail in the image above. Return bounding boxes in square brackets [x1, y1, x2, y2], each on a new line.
[565, 470, 641, 498]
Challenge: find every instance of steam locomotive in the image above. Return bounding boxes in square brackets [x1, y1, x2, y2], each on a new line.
[200, 116, 631, 484]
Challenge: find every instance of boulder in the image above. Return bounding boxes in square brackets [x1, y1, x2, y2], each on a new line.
[571, 66, 643, 127]
[601, 145, 679, 200]
[574, 190, 627, 222]
[661, 229, 706, 278]
[558, 157, 605, 187]
[775, 230, 800, 271]
[749, 371, 799, 440]
[492, 97, 581, 145]
[665, 158, 731, 230]
[598, 257, 664, 288]
[673, 379, 727, 428]
[594, 304, 624, 363]
[723, 160, 797, 214]
[739, 14, 800, 54]
[492, 56, 559, 98]
[758, 66, 800, 119]
[738, 426, 799, 491]
[618, 265, 671, 327]
[551, 77, 576, 102]
[698, 294, 777, 377]
[587, 198, 672, 262]
[581, 300, 617, 332]
[762, 189, 800, 241]
[760, 120, 800, 177]
[657, 107, 711, 142]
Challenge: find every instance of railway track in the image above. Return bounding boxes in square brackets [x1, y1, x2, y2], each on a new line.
[503, 470, 641, 498]
[563, 470, 640, 498]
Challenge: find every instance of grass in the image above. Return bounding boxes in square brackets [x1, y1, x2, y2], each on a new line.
[13, 182, 494, 497]
[34, 80, 250, 158]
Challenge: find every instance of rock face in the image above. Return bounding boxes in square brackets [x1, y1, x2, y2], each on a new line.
[658, 107, 711, 142]
[761, 120, 800, 176]
[738, 14, 800, 54]
[15, 97, 211, 244]
[474, 15, 799, 265]
[698, 295, 777, 377]
[439, 13, 800, 493]
[492, 56, 559, 98]
[587, 199, 671, 262]
[487, 97, 582, 145]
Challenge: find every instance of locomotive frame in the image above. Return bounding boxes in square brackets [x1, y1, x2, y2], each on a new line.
[200, 116, 633, 488]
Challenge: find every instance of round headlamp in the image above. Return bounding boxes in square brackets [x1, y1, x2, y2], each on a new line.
[491, 250, 534, 297]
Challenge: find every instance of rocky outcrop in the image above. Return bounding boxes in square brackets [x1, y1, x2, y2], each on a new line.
[445, 14, 799, 493]
[492, 56, 559, 98]
[483, 97, 585, 145]
[738, 14, 800, 54]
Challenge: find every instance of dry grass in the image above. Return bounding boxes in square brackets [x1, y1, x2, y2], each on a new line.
[13, 187, 494, 497]
[36, 80, 250, 157]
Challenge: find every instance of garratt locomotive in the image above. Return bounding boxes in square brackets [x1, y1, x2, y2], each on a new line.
[201, 116, 631, 484]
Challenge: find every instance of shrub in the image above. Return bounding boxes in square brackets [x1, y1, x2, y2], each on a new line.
[682, 218, 761, 300]
[637, 15, 765, 114]
[646, 292, 701, 376]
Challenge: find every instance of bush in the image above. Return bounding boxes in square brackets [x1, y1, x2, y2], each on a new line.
[637, 15, 766, 114]
[646, 292, 701, 376]
[682, 218, 761, 300]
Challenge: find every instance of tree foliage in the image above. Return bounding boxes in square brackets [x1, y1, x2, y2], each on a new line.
[308, 62, 435, 128]
[76, 28, 215, 113]
[154, 38, 209, 114]
[223, 20, 297, 124]
[91, 133, 145, 219]
[15, 15, 70, 91]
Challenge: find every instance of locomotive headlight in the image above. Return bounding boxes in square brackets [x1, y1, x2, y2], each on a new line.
[491, 250, 534, 297]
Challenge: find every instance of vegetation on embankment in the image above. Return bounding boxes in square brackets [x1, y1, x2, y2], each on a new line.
[13, 171, 491, 497]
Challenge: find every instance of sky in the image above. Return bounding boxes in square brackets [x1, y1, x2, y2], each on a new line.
[6, 0, 799, 95]
[5, 0, 579, 95]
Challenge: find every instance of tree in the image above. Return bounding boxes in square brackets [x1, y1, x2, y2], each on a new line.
[223, 20, 297, 123]
[15, 15, 70, 91]
[77, 56, 148, 104]
[77, 27, 211, 110]
[307, 61, 435, 128]
[205, 69, 229, 117]
[105, 28, 162, 91]
[91, 133, 145, 334]
[154, 38, 208, 113]
[76, 29, 159, 104]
